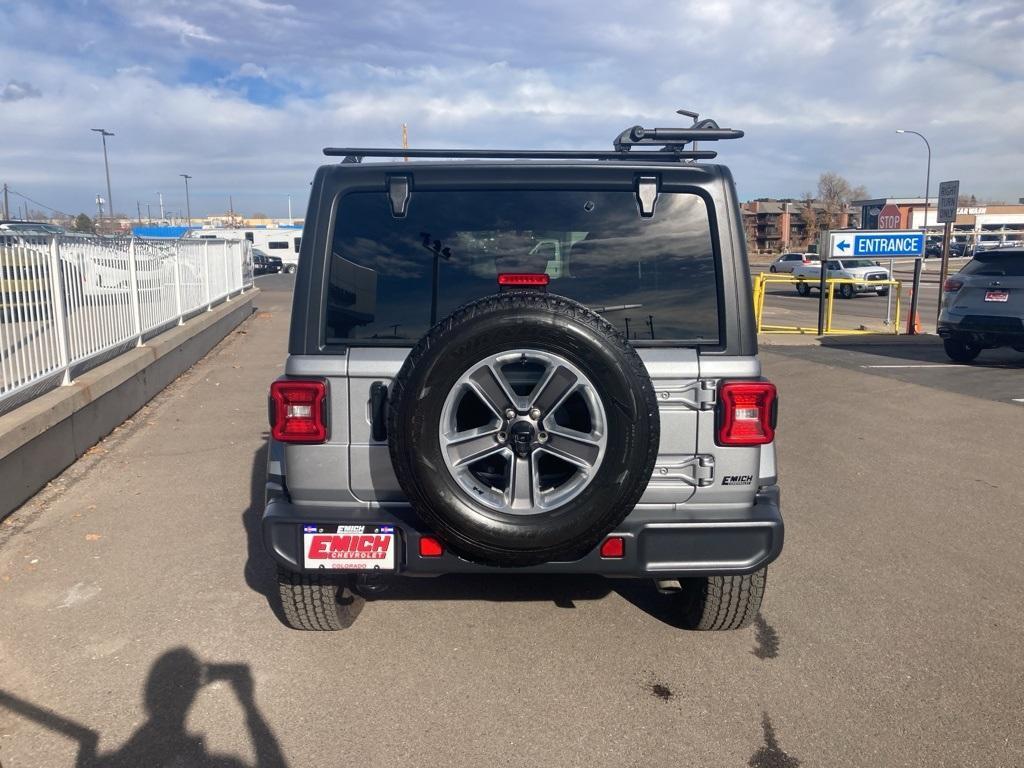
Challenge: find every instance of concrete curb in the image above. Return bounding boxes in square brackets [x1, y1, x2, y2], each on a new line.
[760, 332, 941, 347]
[0, 289, 259, 519]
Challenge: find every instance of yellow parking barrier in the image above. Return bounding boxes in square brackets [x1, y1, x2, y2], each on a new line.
[752, 272, 902, 335]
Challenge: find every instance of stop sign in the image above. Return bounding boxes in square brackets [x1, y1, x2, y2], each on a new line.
[878, 204, 902, 229]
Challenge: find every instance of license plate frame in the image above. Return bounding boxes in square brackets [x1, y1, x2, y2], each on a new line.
[984, 290, 1010, 303]
[302, 524, 398, 571]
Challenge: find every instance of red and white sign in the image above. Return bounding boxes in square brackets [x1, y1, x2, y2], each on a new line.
[877, 204, 902, 229]
[303, 527, 396, 570]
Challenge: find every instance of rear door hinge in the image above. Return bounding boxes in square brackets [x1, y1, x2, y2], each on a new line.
[694, 455, 715, 486]
[696, 380, 717, 410]
[635, 175, 659, 218]
[388, 175, 411, 218]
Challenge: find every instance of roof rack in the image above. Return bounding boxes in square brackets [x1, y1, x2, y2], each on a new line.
[324, 109, 743, 164]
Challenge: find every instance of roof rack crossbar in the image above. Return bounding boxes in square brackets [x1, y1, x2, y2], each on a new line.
[324, 111, 742, 163]
[322, 148, 719, 161]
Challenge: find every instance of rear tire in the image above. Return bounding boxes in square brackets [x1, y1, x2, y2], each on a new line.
[276, 567, 364, 631]
[795, 282, 811, 296]
[286, 264, 297, 274]
[674, 568, 766, 631]
[943, 338, 981, 363]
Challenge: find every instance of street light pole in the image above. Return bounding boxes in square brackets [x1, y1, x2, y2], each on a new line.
[91, 128, 115, 227]
[180, 174, 193, 231]
[896, 129, 931, 231]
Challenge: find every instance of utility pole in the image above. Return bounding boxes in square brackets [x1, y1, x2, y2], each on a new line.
[402, 123, 409, 162]
[229, 195, 235, 225]
[90, 128, 115, 224]
[2, 183, 8, 220]
[287, 195, 293, 224]
[136, 200, 142, 223]
[146, 202, 152, 223]
[180, 174, 193, 231]
[96, 194, 104, 222]
[157, 191, 165, 221]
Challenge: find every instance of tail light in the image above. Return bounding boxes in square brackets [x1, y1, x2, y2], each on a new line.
[943, 277, 964, 292]
[716, 381, 777, 446]
[269, 380, 328, 443]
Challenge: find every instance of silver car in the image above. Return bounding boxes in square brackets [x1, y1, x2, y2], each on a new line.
[769, 252, 818, 273]
[938, 248, 1024, 362]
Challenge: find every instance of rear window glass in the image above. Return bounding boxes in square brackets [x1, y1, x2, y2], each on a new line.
[961, 252, 1024, 277]
[326, 189, 719, 345]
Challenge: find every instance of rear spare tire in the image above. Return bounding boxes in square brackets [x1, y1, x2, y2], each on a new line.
[388, 291, 660, 566]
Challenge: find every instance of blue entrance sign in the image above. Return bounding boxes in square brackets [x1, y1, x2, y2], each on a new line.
[830, 230, 924, 258]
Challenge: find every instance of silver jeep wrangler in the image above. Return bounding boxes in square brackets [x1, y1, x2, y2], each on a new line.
[263, 115, 783, 630]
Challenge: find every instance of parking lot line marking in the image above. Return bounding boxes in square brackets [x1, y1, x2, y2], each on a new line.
[1012, 398, 1024, 403]
[859, 364, 968, 369]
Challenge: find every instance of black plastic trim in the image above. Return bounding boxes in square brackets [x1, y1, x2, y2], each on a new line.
[262, 487, 783, 578]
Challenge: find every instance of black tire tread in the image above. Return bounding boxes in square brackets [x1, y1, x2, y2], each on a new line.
[276, 567, 363, 631]
[943, 338, 980, 363]
[388, 290, 660, 566]
[680, 568, 766, 631]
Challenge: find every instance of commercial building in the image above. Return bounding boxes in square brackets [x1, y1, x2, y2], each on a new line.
[853, 198, 1024, 248]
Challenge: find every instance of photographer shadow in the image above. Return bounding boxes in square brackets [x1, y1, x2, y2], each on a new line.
[0, 647, 287, 768]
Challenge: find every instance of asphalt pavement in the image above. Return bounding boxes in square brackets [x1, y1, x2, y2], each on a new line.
[1, 272, 1022, 768]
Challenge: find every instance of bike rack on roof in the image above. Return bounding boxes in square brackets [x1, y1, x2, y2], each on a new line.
[324, 110, 743, 164]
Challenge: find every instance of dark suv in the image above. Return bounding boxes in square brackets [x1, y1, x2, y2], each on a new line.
[262, 115, 784, 631]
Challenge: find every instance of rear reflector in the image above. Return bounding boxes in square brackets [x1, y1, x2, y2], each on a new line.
[716, 381, 777, 446]
[943, 277, 964, 292]
[269, 380, 328, 443]
[497, 272, 550, 287]
[419, 537, 444, 557]
[600, 536, 625, 558]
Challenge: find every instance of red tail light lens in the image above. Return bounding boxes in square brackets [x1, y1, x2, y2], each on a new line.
[419, 536, 444, 557]
[497, 272, 550, 287]
[717, 381, 777, 446]
[270, 380, 328, 443]
[943, 277, 964, 292]
[599, 536, 625, 558]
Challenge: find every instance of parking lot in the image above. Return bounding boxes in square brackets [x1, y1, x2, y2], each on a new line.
[752, 259, 963, 334]
[1, 272, 1022, 768]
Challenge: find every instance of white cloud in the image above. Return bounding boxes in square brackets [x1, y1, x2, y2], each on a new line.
[0, 0, 1021, 216]
[0, 79, 41, 101]
[131, 13, 221, 43]
[234, 62, 268, 80]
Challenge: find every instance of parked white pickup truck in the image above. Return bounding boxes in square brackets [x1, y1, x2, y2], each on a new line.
[792, 258, 891, 298]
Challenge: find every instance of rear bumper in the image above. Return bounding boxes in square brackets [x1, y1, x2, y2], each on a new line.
[262, 487, 784, 578]
[938, 315, 1024, 346]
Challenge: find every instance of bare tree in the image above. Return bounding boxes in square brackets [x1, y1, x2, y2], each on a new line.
[817, 172, 853, 228]
[743, 211, 758, 254]
[798, 196, 820, 249]
[849, 185, 869, 203]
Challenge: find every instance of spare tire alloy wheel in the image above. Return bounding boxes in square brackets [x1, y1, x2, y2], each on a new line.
[388, 292, 660, 567]
[440, 350, 607, 514]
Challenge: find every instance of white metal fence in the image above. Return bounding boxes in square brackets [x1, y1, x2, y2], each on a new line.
[0, 234, 253, 415]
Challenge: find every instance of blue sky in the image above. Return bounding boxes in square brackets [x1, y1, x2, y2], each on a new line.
[0, 0, 1021, 219]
